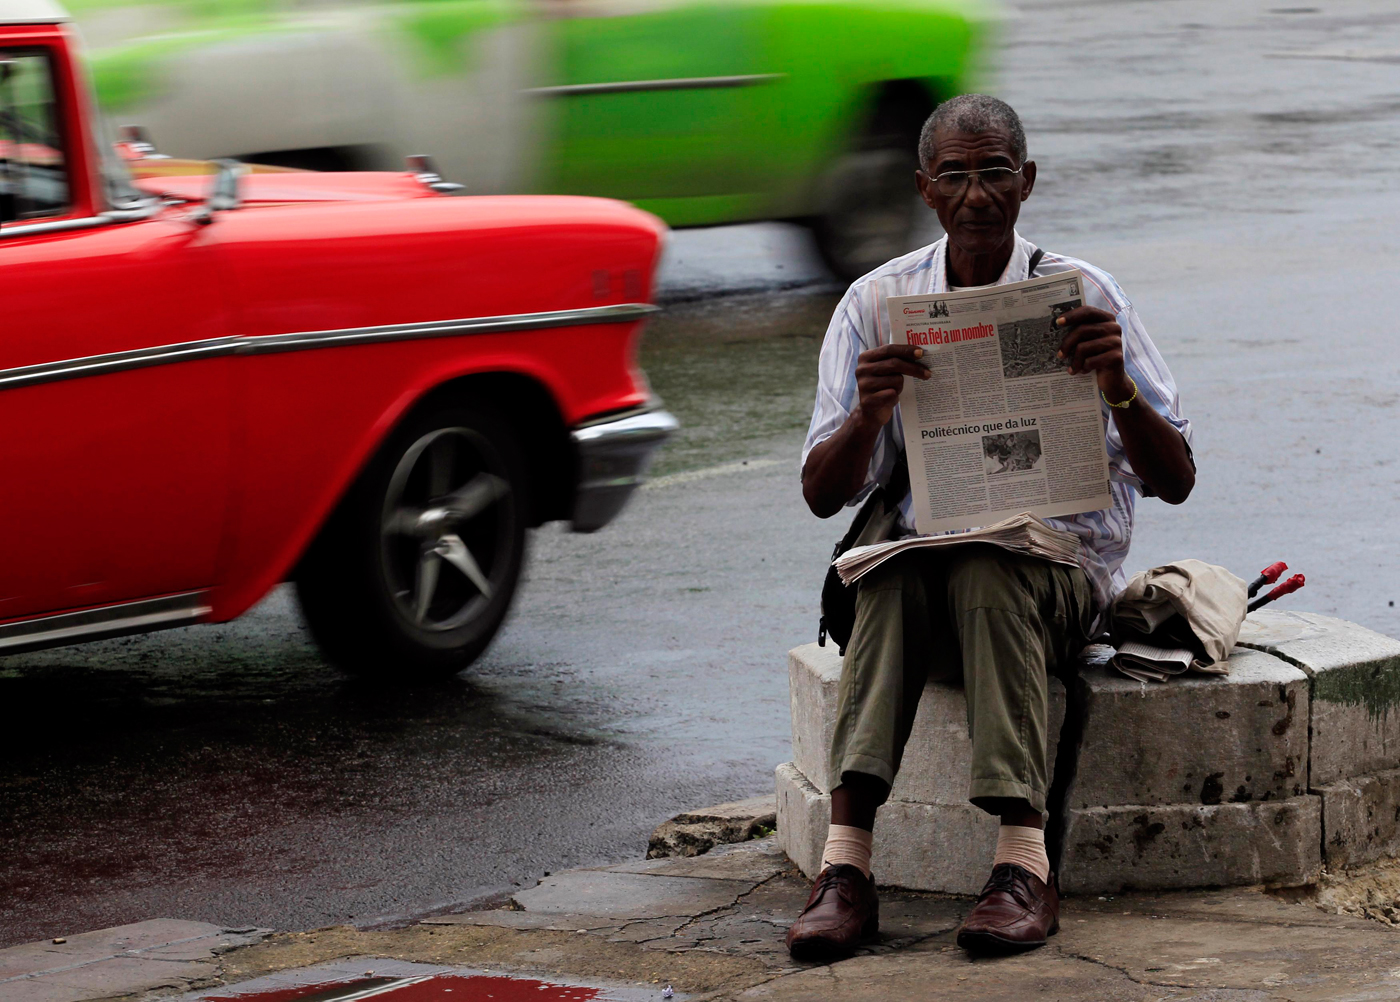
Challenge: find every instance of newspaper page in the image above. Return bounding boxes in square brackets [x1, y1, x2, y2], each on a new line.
[887, 269, 1112, 535]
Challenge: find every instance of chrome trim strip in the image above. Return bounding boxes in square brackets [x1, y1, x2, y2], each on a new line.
[0, 591, 211, 656]
[526, 73, 785, 97]
[241, 303, 659, 355]
[0, 215, 109, 238]
[0, 337, 242, 391]
[0, 201, 163, 240]
[0, 303, 659, 391]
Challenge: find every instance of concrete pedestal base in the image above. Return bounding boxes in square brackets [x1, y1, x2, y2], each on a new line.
[777, 609, 1400, 893]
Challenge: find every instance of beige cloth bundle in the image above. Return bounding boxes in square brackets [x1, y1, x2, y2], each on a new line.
[1111, 560, 1249, 674]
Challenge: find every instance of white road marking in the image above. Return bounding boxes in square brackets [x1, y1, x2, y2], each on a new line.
[643, 458, 782, 490]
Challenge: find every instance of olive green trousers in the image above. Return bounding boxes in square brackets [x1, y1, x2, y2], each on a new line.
[829, 543, 1095, 814]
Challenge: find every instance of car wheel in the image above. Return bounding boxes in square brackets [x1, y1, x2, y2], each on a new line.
[811, 147, 925, 283]
[296, 406, 529, 680]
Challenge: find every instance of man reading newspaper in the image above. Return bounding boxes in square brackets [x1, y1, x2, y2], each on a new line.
[790, 95, 1195, 958]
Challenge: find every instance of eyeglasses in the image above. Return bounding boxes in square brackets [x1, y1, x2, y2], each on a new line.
[930, 165, 1024, 196]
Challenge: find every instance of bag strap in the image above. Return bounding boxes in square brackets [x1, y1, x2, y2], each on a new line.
[886, 448, 909, 501]
[1027, 246, 1045, 275]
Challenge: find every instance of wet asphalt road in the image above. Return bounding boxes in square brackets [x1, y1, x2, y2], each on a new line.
[5, 0, 1400, 947]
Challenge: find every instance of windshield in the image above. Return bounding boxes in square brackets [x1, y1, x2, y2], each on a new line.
[0, 48, 70, 219]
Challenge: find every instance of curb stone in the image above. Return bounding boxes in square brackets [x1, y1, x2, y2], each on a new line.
[648, 796, 777, 859]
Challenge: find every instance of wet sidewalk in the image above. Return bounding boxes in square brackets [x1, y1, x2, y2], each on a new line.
[11, 833, 1400, 1002]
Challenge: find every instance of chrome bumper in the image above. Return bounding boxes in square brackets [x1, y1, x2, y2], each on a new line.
[570, 406, 679, 532]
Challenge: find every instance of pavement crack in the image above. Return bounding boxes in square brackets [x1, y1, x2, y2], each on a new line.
[1051, 945, 1190, 989]
[670, 869, 786, 940]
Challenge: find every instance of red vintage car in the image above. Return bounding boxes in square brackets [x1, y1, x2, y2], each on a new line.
[0, 0, 675, 678]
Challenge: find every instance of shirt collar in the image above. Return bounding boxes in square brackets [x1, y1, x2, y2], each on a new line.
[929, 230, 1033, 294]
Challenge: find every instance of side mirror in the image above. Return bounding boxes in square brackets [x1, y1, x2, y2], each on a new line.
[190, 159, 245, 225]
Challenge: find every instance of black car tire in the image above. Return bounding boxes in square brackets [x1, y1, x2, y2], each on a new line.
[296, 404, 529, 680]
[811, 146, 924, 283]
[810, 94, 934, 283]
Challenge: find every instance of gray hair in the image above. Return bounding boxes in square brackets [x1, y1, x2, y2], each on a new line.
[918, 94, 1028, 171]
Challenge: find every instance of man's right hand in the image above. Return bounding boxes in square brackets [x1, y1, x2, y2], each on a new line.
[802, 343, 929, 517]
[855, 344, 930, 429]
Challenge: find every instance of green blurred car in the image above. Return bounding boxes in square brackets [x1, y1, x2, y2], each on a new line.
[80, 0, 995, 278]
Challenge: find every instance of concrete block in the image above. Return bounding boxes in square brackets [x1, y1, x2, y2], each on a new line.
[872, 799, 1000, 895]
[775, 761, 998, 896]
[1239, 609, 1400, 785]
[892, 678, 1066, 807]
[1060, 796, 1322, 894]
[1318, 767, 1400, 869]
[775, 761, 829, 881]
[780, 760, 1320, 896]
[787, 642, 1064, 804]
[788, 644, 842, 795]
[1069, 647, 1309, 810]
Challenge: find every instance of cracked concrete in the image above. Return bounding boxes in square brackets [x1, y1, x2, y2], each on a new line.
[401, 839, 1400, 999]
[21, 840, 1400, 1001]
[0, 920, 270, 1002]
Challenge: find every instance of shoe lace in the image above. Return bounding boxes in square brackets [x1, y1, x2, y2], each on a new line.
[806, 865, 857, 910]
[978, 864, 1034, 908]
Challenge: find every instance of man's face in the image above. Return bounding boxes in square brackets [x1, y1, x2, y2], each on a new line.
[916, 128, 1036, 257]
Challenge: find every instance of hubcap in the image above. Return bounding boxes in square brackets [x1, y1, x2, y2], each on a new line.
[381, 427, 514, 631]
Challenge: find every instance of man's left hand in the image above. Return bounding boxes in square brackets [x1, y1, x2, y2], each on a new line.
[1055, 306, 1133, 401]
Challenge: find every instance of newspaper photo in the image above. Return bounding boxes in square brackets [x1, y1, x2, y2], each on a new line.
[887, 269, 1113, 536]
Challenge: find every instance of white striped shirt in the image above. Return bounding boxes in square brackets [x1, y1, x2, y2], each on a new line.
[802, 232, 1192, 610]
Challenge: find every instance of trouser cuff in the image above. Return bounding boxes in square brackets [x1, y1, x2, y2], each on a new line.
[969, 778, 1047, 815]
[836, 753, 896, 790]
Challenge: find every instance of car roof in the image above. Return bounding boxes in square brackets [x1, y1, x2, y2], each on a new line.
[1, 0, 69, 23]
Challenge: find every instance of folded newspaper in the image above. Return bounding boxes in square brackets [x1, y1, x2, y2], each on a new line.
[833, 513, 1081, 587]
[1110, 640, 1195, 684]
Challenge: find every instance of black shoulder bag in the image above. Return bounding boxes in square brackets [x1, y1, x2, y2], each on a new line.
[816, 248, 1046, 654]
[818, 450, 909, 654]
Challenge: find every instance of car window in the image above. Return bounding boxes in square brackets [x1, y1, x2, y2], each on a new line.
[0, 49, 69, 219]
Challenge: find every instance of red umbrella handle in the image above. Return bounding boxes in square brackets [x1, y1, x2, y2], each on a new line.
[1248, 562, 1288, 598]
[1249, 574, 1305, 612]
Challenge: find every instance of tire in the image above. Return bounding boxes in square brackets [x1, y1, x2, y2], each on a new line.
[811, 95, 932, 282]
[811, 147, 924, 283]
[296, 405, 529, 680]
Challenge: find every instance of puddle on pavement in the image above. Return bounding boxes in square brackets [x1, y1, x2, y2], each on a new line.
[639, 287, 839, 476]
[201, 972, 615, 1001]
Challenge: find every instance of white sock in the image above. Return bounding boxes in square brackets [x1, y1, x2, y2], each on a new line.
[993, 825, 1050, 883]
[820, 824, 873, 878]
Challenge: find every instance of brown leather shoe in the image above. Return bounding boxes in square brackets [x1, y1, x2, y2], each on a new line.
[786, 863, 879, 960]
[956, 863, 1059, 954]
